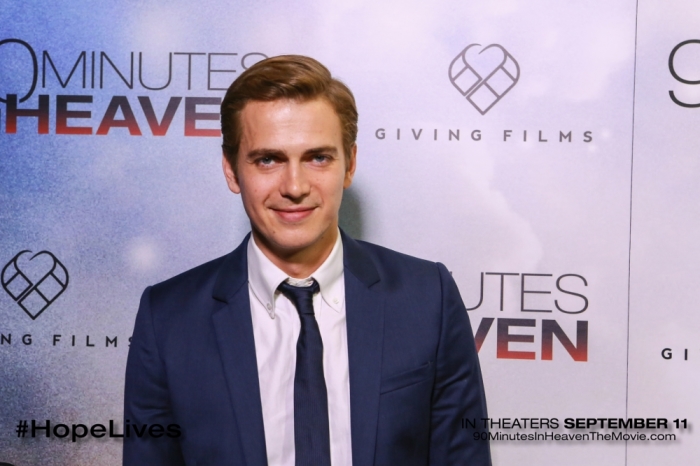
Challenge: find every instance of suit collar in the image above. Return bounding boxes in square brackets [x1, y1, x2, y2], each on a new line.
[212, 233, 250, 302]
[340, 229, 380, 288]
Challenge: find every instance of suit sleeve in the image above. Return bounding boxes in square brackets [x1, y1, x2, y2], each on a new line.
[429, 263, 491, 465]
[123, 287, 186, 466]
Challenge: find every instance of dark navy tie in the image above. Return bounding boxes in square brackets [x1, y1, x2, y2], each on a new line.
[277, 279, 331, 466]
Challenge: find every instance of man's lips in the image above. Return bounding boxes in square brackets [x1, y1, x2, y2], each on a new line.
[271, 207, 316, 222]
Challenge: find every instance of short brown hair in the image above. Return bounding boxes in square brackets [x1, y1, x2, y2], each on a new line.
[221, 55, 358, 170]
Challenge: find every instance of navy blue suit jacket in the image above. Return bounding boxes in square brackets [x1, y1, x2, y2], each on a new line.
[123, 232, 491, 465]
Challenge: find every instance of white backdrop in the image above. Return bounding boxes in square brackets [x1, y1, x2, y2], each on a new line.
[0, 0, 697, 464]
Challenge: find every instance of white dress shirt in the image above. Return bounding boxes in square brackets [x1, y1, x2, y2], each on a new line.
[247, 231, 352, 466]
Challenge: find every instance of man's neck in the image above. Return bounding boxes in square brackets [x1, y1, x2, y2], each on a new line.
[251, 227, 339, 278]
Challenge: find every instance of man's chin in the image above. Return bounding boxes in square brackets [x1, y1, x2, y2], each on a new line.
[254, 228, 304, 247]
[271, 235, 321, 255]
[257, 227, 335, 257]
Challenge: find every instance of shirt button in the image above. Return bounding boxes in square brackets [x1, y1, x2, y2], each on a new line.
[333, 297, 339, 304]
[266, 303, 272, 310]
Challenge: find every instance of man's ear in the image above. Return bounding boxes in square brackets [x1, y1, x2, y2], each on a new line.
[222, 154, 241, 194]
[343, 144, 357, 189]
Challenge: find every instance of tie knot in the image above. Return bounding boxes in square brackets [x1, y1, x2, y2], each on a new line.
[277, 279, 320, 315]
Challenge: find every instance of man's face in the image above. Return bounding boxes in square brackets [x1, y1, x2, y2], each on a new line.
[223, 98, 356, 260]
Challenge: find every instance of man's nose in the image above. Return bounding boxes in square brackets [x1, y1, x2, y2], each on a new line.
[280, 161, 310, 199]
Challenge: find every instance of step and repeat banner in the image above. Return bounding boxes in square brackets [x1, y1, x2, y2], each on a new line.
[1, 0, 698, 464]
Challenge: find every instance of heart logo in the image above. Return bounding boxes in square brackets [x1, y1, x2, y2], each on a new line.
[449, 43, 520, 115]
[1, 250, 69, 320]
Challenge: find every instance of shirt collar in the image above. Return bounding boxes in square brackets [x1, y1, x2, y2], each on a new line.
[247, 230, 345, 319]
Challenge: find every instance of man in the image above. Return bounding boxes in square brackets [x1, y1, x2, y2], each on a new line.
[124, 55, 490, 465]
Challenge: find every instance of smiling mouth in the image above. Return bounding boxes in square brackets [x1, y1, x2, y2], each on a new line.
[272, 207, 316, 222]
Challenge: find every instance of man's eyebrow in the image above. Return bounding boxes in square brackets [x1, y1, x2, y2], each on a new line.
[304, 146, 338, 156]
[244, 146, 338, 160]
[244, 148, 286, 160]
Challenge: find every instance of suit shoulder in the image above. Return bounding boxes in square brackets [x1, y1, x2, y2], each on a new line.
[353, 239, 443, 286]
[149, 253, 229, 300]
[354, 239, 437, 269]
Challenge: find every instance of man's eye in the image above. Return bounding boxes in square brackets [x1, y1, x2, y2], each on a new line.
[312, 154, 330, 163]
[258, 156, 275, 165]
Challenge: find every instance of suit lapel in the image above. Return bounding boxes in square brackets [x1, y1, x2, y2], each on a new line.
[212, 235, 268, 466]
[342, 231, 384, 466]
